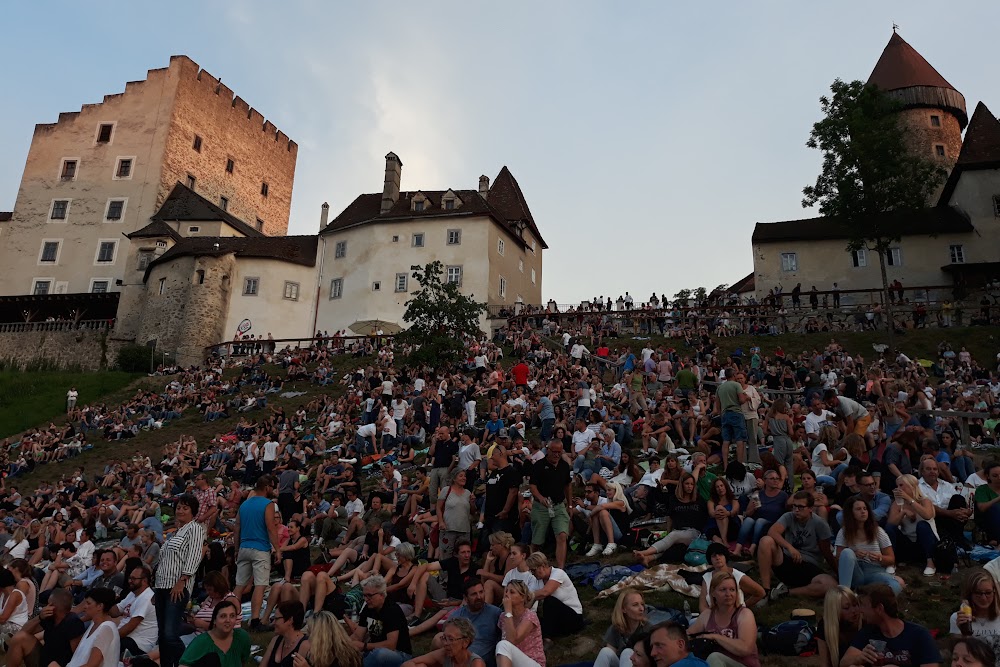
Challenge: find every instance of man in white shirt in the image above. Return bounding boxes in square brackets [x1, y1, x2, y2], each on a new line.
[114, 566, 159, 656]
[641, 346, 655, 363]
[66, 387, 78, 412]
[571, 419, 598, 482]
[355, 422, 380, 455]
[918, 457, 971, 548]
[804, 398, 836, 443]
[819, 366, 838, 390]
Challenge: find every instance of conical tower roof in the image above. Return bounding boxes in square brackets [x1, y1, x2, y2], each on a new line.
[868, 32, 956, 92]
[955, 102, 1000, 167]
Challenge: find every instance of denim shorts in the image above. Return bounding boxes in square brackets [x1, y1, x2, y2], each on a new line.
[720, 411, 748, 443]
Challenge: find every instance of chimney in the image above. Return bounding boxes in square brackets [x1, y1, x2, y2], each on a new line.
[319, 202, 329, 231]
[478, 175, 490, 198]
[381, 152, 403, 214]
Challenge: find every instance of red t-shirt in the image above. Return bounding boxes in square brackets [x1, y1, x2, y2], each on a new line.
[512, 363, 530, 385]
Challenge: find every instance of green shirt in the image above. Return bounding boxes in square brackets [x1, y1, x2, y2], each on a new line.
[716, 380, 743, 413]
[975, 485, 999, 506]
[180, 628, 251, 667]
[697, 471, 718, 501]
[676, 368, 697, 390]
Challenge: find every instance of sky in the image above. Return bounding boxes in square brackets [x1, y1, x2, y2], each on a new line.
[2, 1, 998, 305]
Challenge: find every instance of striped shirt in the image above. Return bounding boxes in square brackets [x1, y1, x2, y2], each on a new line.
[154, 520, 206, 593]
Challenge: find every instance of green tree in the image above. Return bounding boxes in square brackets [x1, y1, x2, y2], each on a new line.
[802, 79, 948, 347]
[397, 261, 487, 367]
[673, 289, 692, 307]
[693, 287, 708, 304]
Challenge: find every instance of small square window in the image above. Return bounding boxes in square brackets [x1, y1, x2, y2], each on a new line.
[226, 159, 234, 174]
[188, 226, 200, 234]
[115, 158, 132, 179]
[283, 281, 300, 301]
[447, 229, 461, 245]
[255, 218, 264, 231]
[930, 115, 941, 127]
[91, 280, 109, 293]
[780, 252, 798, 272]
[33, 280, 52, 295]
[40, 241, 59, 263]
[395, 273, 408, 292]
[97, 241, 116, 264]
[413, 200, 424, 212]
[497, 239, 505, 256]
[61, 160, 77, 180]
[97, 124, 114, 143]
[392, 235, 399, 243]
[412, 233, 424, 247]
[106, 199, 125, 221]
[193, 135, 202, 152]
[372, 281, 381, 292]
[243, 277, 259, 296]
[330, 278, 343, 299]
[935, 144, 946, 158]
[335, 241, 346, 259]
[50, 200, 69, 220]
[261, 182, 269, 197]
[220, 196, 229, 211]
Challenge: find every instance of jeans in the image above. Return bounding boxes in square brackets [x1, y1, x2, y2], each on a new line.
[817, 463, 849, 488]
[573, 455, 600, 481]
[980, 504, 1000, 543]
[155, 586, 190, 667]
[837, 547, 901, 593]
[952, 456, 975, 482]
[364, 649, 411, 667]
[540, 418, 555, 443]
[737, 517, 772, 547]
[886, 522, 937, 563]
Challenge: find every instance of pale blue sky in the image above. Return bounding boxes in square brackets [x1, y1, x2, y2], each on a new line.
[2, 1, 997, 303]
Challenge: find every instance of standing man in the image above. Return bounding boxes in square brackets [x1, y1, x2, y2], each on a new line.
[529, 441, 572, 568]
[232, 475, 280, 631]
[427, 426, 458, 504]
[192, 474, 219, 529]
[481, 446, 520, 542]
[66, 387, 78, 413]
[715, 373, 749, 468]
[536, 391, 556, 445]
[737, 373, 762, 465]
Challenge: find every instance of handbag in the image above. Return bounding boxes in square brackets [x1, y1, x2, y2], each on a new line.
[688, 633, 722, 659]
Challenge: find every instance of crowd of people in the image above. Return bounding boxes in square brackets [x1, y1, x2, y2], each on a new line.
[0, 317, 998, 667]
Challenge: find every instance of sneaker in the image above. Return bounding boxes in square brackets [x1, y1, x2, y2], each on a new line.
[602, 543, 618, 556]
[885, 566, 895, 575]
[586, 544, 604, 557]
[923, 566, 936, 576]
[769, 582, 789, 601]
[754, 595, 769, 610]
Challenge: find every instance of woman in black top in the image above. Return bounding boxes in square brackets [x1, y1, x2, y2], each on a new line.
[261, 601, 310, 667]
[633, 473, 707, 566]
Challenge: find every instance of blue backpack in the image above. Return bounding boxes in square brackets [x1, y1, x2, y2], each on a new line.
[684, 538, 711, 566]
[760, 620, 816, 655]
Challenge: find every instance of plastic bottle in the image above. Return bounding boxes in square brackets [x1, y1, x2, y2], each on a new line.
[546, 498, 555, 518]
[683, 600, 692, 622]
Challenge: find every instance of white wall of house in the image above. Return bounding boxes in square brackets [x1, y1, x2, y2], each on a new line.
[222, 258, 317, 341]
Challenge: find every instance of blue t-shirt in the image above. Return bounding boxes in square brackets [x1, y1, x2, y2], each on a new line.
[238, 495, 273, 551]
[671, 656, 709, 667]
[486, 419, 505, 436]
[537, 397, 555, 422]
[453, 604, 502, 667]
[849, 621, 941, 667]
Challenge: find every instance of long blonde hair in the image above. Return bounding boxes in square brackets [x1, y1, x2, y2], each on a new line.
[823, 586, 860, 667]
[610, 588, 645, 634]
[306, 611, 361, 667]
[897, 474, 925, 500]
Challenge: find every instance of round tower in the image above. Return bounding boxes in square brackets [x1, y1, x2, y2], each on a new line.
[868, 32, 967, 169]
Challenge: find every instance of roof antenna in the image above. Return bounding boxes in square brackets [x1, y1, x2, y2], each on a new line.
[892, 23, 899, 33]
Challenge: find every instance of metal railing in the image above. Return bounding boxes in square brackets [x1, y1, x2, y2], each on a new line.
[203, 334, 395, 358]
[0, 319, 112, 334]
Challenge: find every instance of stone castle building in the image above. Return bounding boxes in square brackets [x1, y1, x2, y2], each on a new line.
[751, 33, 1000, 302]
[0, 55, 296, 297]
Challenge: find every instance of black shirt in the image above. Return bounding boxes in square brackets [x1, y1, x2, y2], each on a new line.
[361, 600, 412, 654]
[431, 437, 459, 469]
[668, 494, 708, 532]
[530, 456, 571, 502]
[440, 556, 478, 599]
[42, 614, 86, 667]
[483, 465, 520, 517]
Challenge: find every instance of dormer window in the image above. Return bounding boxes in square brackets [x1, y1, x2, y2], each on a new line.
[444, 199, 455, 210]
[413, 200, 424, 212]
[440, 190, 462, 211]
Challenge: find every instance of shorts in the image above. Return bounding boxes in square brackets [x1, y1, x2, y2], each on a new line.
[773, 559, 823, 588]
[530, 501, 570, 544]
[720, 411, 747, 443]
[854, 414, 873, 436]
[236, 547, 271, 587]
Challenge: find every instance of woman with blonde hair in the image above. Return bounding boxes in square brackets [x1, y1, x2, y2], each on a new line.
[950, 569, 1000, 656]
[594, 589, 670, 667]
[478, 532, 514, 605]
[496, 580, 545, 667]
[3, 527, 29, 561]
[401, 618, 484, 667]
[812, 426, 848, 486]
[295, 610, 361, 667]
[686, 571, 760, 667]
[886, 473, 939, 576]
[817, 586, 861, 667]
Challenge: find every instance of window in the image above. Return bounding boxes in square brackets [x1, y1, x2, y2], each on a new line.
[444, 199, 455, 210]
[283, 281, 299, 301]
[935, 144, 946, 158]
[158, 278, 166, 295]
[115, 157, 133, 179]
[32, 280, 51, 295]
[499, 275, 507, 298]
[60, 159, 77, 180]
[497, 239, 505, 256]
[243, 277, 259, 295]
[530, 239, 537, 254]
[193, 135, 202, 152]
[335, 241, 346, 258]
[395, 273, 408, 292]
[993, 195, 1000, 217]
[188, 226, 200, 234]
[950, 244, 965, 264]
[413, 200, 424, 212]
[447, 265, 463, 285]
[186, 174, 196, 190]
[372, 281, 381, 292]
[255, 219, 264, 231]
[780, 252, 798, 272]
[261, 182, 269, 197]
[219, 196, 229, 211]
[91, 280, 109, 293]
[225, 159, 234, 174]
[531, 268, 536, 285]
[195, 270, 205, 285]
[137, 252, 153, 271]
[39, 241, 59, 263]
[888, 247, 903, 266]
[392, 235, 399, 243]
[97, 123, 114, 143]
[447, 229, 461, 245]
[930, 115, 941, 128]
[50, 199, 70, 221]
[96, 241, 117, 264]
[518, 258, 524, 273]
[330, 278, 343, 299]
[851, 248, 867, 268]
[105, 199, 125, 221]
[412, 233, 424, 247]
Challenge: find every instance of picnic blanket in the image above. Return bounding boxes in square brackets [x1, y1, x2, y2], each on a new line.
[595, 562, 711, 600]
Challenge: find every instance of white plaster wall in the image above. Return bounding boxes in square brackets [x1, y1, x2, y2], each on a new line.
[222, 258, 317, 340]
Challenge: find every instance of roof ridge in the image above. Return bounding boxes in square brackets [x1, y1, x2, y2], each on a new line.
[867, 32, 956, 92]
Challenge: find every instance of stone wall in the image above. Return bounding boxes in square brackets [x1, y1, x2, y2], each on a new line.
[0, 324, 126, 371]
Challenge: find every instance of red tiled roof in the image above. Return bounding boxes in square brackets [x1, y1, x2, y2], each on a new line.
[144, 235, 318, 281]
[486, 167, 547, 249]
[955, 102, 1000, 167]
[868, 33, 956, 92]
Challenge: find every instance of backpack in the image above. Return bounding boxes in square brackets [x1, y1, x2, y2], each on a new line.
[760, 620, 816, 656]
[684, 537, 711, 566]
[933, 537, 958, 574]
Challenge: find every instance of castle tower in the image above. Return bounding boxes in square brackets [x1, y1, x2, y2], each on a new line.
[868, 32, 968, 169]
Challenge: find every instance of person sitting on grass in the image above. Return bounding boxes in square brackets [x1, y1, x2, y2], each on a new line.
[687, 571, 760, 667]
[524, 552, 584, 638]
[401, 618, 486, 667]
[698, 544, 765, 612]
[839, 584, 941, 667]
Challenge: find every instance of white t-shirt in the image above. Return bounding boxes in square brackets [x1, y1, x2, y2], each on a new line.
[117, 587, 158, 652]
[804, 410, 835, 438]
[703, 568, 745, 608]
[391, 400, 408, 420]
[949, 613, 1000, 658]
[414, 378, 425, 393]
[262, 441, 279, 462]
[345, 498, 365, 519]
[5, 538, 29, 559]
[641, 347, 655, 363]
[562, 333, 571, 347]
[532, 568, 583, 614]
[458, 442, 481, 471]
[572, 429, 596, 456]
[68, 620, 120, 667]
[638, 468, 664, 488]
[727, 473, 758, 498]
[811, 443, 834, 477]
[357, 423, 377, 438]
